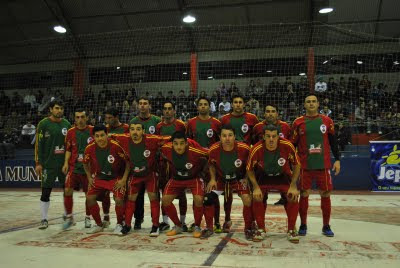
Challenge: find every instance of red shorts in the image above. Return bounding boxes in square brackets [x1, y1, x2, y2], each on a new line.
[216, 179, 250, 195]
[300, 169, 333, 191]
[163, 178, 204, 196]
[65, 171, 88, 192]
[128, 172, 158, 195]
[87, 178, 125, 199]
[259, 184, 289, 195]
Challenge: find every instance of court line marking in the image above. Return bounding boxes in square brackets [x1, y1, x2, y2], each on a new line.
[202, 232, 234, 266]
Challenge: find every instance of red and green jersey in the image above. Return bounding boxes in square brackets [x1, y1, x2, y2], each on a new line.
[35, 117, 71, 168]
[252, 120, 291, 144]
[156, 119, 186, 136]
[65, 125, 94, 174]
[84, 139, 129, 180]
[220, 112, 259, 145]
[107, 123, 129, 134]
[130, 115, 161, 134]
[291, 115, 334, 170]
[208, 141, 250, 182]
[161, 142, 208, 180]
[187, 116, 221, 148]
[247, 139, 299, 184]
[111, 133, 170, 177]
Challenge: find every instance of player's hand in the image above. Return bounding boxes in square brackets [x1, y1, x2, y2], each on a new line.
[252, 187, 262, 201]
[114, 179, 126, 191]
[62, 163, 68, 175]
[206, 180, 217, 193]
[287, 186, 299, 202]
[332, 160, 341, 176]
[35, 164, 43, 177]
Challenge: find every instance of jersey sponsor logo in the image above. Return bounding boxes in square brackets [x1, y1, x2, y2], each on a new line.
[185, 163, 193, 170]
[278, 157, 286, 166]
[279, 132, 284, 138]
[206, 129, 214, 137]
[225, 174, 237, 180]
[44, 131, 50, 138]
[134, 166, 146, 173]
[62, 128, 68, 136]
[149, 126, 156, 134]
[107, 155, 115, 163]
[320, 124, 327, 134]
[54, 145, 65, 154]
[241, 124, 249, 133]
[234, 159, 242, 167]
[77, 153, 84, 162]
[87, 137, 94, 143]
[377, 145, 400, 183]
[143, 150, 151, 157]
[309, 144, 322, 154]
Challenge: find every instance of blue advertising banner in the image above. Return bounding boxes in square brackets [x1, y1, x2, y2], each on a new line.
[370, 141, 400, 192]
[0, 160, 41, 188]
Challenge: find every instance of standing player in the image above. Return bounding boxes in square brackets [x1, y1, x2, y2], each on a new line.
[156, 101, 188, 231]
[35, 99, 71, 229]
[291, 94, 341, 237]
[161, 131, 208, 238]
[204, 125, 253, 240]
[129, 96, 161, 230]
[83, 125, 130, 234]
[62, 109, 93, 230]
[247, 124, 301, 243]
[111, 122, 169, 236]
[252, 104, 291, 206]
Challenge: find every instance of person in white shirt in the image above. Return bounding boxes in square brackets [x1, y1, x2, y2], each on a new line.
[315, 77, 327, 93]
[218, 96, 231, 113]
[21, 122, 36, 145]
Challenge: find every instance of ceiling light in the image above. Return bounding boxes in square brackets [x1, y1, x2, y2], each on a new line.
[116, 66, 120, 70]
[393, 61, 399, 65]
[182, 72, 188, 75]
[323, 60, 329, 64]
[266, 70, 272, 73]
[238, 73, 243, 76]
[357, 60, 363, 65]
[183, 15, 196, 23]
[299, 73, 306, 76]
[53, 25, 66, 33]
[207, 76, 213, 79]
[319, 7, 334, 14]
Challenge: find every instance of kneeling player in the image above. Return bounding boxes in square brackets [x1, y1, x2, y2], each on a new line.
[83, 125, 130, 234]
[247, 124, 300, 243]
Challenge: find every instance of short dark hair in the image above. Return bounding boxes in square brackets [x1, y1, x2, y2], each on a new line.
[196, 97, 210, 106]
[49, 98, 64, 109]
[93, 124, 108, 134]
[105, 107, 119, 117]
[231, 94, 244, 102]
[265, 104, 278, 111]
[220, 124, 235, 135]
[75, 108, 86, 115]
[129, 120, 144, 130]
[305, 94, 318, 101]
[264, 124, 279, 134]
[171, 131, 187, 142]
[138, 96, 150, 103]
[163, 101, 175, 109]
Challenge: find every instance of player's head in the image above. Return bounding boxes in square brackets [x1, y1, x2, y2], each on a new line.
[220, 124, 235, 149]
[304, 94, 319, 114]
[163, 101, 175, 119]
[263, 124, 279, 151]
[74, 108, 88, 128]
[129, 122, 144, 142]
[49, 99, 64, 118]
[93, 124, 108, 148]
[196, 97, 210, 116]
[138, 96, 151, 115]
[264, 104, 278, 124]
[232, 94, 245, 114]
[104, 107, 120, 127]
[171, 131, 187, 155]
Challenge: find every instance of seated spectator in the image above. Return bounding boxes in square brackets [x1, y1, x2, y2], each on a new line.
[217, 82, 228, 99]
[247, 95, 260, 115]
[216, 104, 227, 120]
[320, 105, 332, 117]
[24, 89, 37, 111]
[21, 121, 36, 146]
[315, 77, 327, 95]
[179, 104, 191, 122]
[336, 122, 351, 151]
[218, 96, 231, 113]
[366, 103, 382, 134]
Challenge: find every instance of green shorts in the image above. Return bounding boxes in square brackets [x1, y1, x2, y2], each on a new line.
[41, 168, 66, 188]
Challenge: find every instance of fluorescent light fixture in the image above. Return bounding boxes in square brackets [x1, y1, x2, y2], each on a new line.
[394, 61, 399, 65]
[266, 70, 272, 73]
[182, 72, 188, 75]
[53, 25, 66, 33]
[183, 15, 196, 23]
[319, 7, 334, 14]
[323, 60, 329, 64]
[299, 73, 306, 76]
[207, 76, 213, 79]
[116, 66, 121, 70]
[357, 60, 363, 64]
[238, 73, 243, 76]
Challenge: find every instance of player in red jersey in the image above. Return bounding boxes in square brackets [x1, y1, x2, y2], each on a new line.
[83, 125, 130, 234]
[252, 104, 291, 207]
[204, 125, 253, 240]
[291, 94, 341, 237]
[111, 122, 170, 236]
[161, 131, 208, 238]
[247, 124, 301, 243]
[62, 109, 93, 230]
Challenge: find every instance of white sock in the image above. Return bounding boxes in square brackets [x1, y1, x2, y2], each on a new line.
[163, 215, 169, 224]
[180, 215, 186, 224]
[40, 201, 50, 220]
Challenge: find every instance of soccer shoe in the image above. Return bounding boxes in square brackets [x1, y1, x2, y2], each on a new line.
[62, 217, 74, 231]
[253, 229, 266, 242]
[200, 228, 214, 239]
[188, 223, 196, 233]
[222, 221, 232, 233]
[244, 229, 254, 241]
[149, 226, 160, 237]
[181, 223, 188, 232]
[159, 222, 170, 232]
[274, 197, 286, 205]
[251, 221, 258, 231]
[119, 225, 131, 236]
[113, 224, 123, 234]
[193, 226, 202, 238]
[298, 224, 307, 236]
[39, 219, 48, 230]
[166, 225, 183, 236]
[87, 225, 103, 234]
[134, 218, 143, 230]
[287, 230, 300, 243]
[322, 225, 334, 237]
[214, 223, 222, 233]
[84, 216, 92, 228]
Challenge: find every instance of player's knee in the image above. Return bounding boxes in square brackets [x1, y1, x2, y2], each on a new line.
[40, 187, 52, 202]
[128, 194, 138, 201]
[320, 190, 331, 197]
[241, 194, 252, 206]
[64, 188, 73, 196]
[253, 195, 263, 202]
[114, 198, 124, 206]
[147, 192, 158, 201]
[300, 190, 310, 197]
[203, 192, 218, 206]
[86, 195, 97, 205]
[161, 195, 173, 206]
[193, 195, 203, 207]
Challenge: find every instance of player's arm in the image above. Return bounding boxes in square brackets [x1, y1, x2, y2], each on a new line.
[287, 164, 300, 202]
[34, 120, 45, 177]
[83, 162, 93, 188]
[246, 167, 262, 200]
[114, 158, 130, 191]
[62, 131, 72, 174]
[328, 133, 341, 175]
